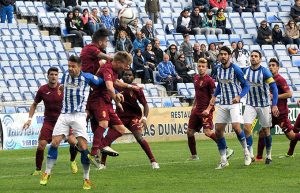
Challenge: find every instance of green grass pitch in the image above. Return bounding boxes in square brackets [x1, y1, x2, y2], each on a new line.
[0, 135, 300, 193]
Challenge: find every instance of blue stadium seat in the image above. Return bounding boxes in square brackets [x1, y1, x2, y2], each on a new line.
[4, 106, 16, 113]
[292, 56, 300, 67]
[266, 12, 280, 23]
[206, 35, 218, 44]
[162, 97, 173, 107]
[267, 2, 279, 12]
[23, 91, 34, 100]
[229, 34, 240, 43]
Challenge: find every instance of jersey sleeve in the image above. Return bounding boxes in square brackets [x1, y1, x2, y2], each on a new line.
[262, 67, 275, 84]
[34, 88, 43, 104]
[83, 72, 104, 86]
[209, 78, 216, 95]
[233, 64, 250, 98]
[137, 88, 147, 106]
[278, 77, 290, 93]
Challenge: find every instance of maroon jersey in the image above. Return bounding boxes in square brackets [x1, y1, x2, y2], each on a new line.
[116, 84, 147, 119]
[34, 84, 62, 122]
[81, 43, 101, 75]
[273, 74, 290, 116]
[193, 74, 215, 113]
[89, 61, 118, 102]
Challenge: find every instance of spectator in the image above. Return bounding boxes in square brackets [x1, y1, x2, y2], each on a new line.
[46, 0, 69, 13]
[177, 9, 193, 34]
[115, 0, 134, 13]
[115, 30, 133, 54]
[133, 48, 153, 83]
[141, 20, 154, 40]
[272, 24, 286, 45]
[165, 44, 180, 66]
[0, 0, 14, 23]
[231, 41, 250, 70]
[256, 20, 272, 45]
[232, 0, 248, 15]
[230, 41, 237, 51]
[215, 8, 231, 34]
[129, 18, 140, 35]
[189, 7, 208, 35]
[192, 0, 210, 12]
[158, 54, 183, 95]
[207, 42, 219, 70]
[284, 19, 300, 45]
[209, 0, 233, 13]
[73, 9, 89, 35]
[180, 34, 194, 68]
[203, 9, 222, 35]
[81, 8, 92, 35]
[290, 0, 300, 23]
[145, 0, 160, 24]
[65, 11, 87, 47]
[133, 31, 151, 52]
[175, 53, 193, 83]
[89, 8, 103, 35]
[245, 0, 259, 13]
[153, 38, 164, 64]
[114, 20, 135, 43]
[142, 43, 157, 70]
[193, 43, 210, 64]
[100, 7, 114, 31]
[64, 0, 82, 12]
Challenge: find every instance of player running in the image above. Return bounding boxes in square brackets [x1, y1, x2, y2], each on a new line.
[39, 55, 104, 190]
[187, 58, 234, 161]
[99, 69, 159, 169]
[210, 46, 251, 169]
[23, 67, 78, 176]
[243, 52, 279, 165]
[256, 59, 300, 160]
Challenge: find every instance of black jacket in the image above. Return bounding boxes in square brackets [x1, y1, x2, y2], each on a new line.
[272, 29, 283, 44]
[232, 0, 248, 8]
[133, 55, 146, 70]
[65, 17, 78, 33]
[0, 0, 15, 6]
[46, 0, 63, 8]
[189, 12, 203, 29]
[153, 46, 164, 64]
[290, 5, 300, 19]
[247, 0, 259, 7]
[257, 26, 272, 40]
[141, 26, 154, 39]
[64, 0, 81, 7]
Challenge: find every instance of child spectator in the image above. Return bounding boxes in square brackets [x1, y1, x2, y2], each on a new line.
[180, 34, 194, 68]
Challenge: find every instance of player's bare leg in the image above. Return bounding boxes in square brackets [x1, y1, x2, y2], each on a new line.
[32, 139, 48, 176]
[68, 135, 78, 174]
[215, 123, 229, 169]
[187, 128, 199, 160]
[244, 124, 254, 162]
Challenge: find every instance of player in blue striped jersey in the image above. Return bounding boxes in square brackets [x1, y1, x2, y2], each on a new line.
[243, 50, 279, 164]
[40, 55, 105, 190]
[210, 46, 251, 169]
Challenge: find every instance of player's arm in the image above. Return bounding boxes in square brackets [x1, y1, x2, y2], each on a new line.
[97, 52, 112, 62]
[277, 79, 292, 99]
[84, 72, 104, 86]
[106, 80, 124, 103]
[234, 65, 250, 103]
[204, 79, 216, 116]
[114, 79, 140, 91]
[137, 89, 149, 128]
[23, 102, 38, 129]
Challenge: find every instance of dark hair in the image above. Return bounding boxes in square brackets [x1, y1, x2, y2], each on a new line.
[67, 11, 73, 18]
[269, 58, 280, 66]
[208, 43, 216, 50]
[216, 8, 224, 15]
[251, 50, 262, 58]
[92, 28, 110, 43]
[134, 48, 142, 54]
[68, 55, 82, 65]
[47, 67, 59, 75]
[233, 41, 244, 60]
[83, 8, 89, 13]
[219, 46, 232, 55]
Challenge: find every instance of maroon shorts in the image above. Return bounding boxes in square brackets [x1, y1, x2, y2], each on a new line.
[120, 117, 142, 132]
[272, 115, 293, 133]
[39, 121, 56, 143]
[87, 99, 123, 126]
[188, 111, 213, 132]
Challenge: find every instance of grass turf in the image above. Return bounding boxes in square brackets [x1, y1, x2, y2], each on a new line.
[0, 135, 299, 193]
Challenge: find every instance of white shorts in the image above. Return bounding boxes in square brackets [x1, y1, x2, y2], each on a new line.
[53, 112, 88, 140]
[215, 103, 244, 124]
[243, 105, 272, 128]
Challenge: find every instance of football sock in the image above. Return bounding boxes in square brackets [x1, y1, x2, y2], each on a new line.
[217, 137, 227, 162]
[91, 126, 106, 156]
[188, 136, 197, 156]
[256, 135, 265, 159]
[102, 129, 122, 147]
[265, 135, 272, 159]
[69, 145, 78, 162]
[236, 130, 247, 149]
[36, 149, 44, 170]
[246, 135, 253, 157]
[101, 154, 107, 165]
[139, 139, 156, 162]
[288, 139, 298, 156]
[45, 146, 58, 174]
[209, 133, 217, 143]
[81, 149, 90, 180]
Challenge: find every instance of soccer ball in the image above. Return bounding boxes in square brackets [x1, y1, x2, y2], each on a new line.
[118, 8, 136, 25]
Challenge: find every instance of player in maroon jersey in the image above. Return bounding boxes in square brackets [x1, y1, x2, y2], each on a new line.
[86, 51, 141, 168]
[256, 58, 300, 160]
[98, 69, 159, 169]
[23, 67, 78, 175]
[187, 58, 234, 160]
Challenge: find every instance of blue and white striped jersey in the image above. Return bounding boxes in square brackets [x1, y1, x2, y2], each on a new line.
[214, 63, 249, 105]
[244, 66, 275, 107]
[61, 71, 104, 113]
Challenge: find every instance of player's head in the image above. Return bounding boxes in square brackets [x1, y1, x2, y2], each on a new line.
[47, 67, 59, 85]
[250, 50, 262, 67]
[219, 46, 231, 65]
[92, 28, 110, 49]
[112, 51, 132, 72]
[268, 58, 280, 75]
[68, 55, 82, 77]
[197, 58, 208, 76]
[122, 69, 135, 84]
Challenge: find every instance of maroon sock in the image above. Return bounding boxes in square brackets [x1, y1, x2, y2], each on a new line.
[36, 149, 44, 170]
[188, 136, 197, 156]
[69, 145, 78, 161]
[209, 133, 218, 143]
[139, 139, 156, 162]
[288, 139, 298, 155]
[101, 154, 108, 165]
[102, 129, 122, 147]
[91, 126, 106, 156]
[256, 136, 265, 159]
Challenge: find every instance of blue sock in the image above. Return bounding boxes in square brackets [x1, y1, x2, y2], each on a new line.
[47, 145, 58, 160]
[265, 135, 272, 158]
[236, 130, 247, 149]
[81, 149, 90, 165]
[217, 137, 227, 161]
[246, 135, 253, 146]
